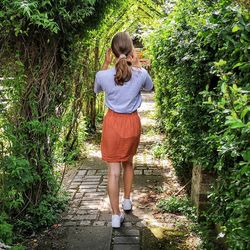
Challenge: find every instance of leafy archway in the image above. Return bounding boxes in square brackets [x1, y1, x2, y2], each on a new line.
[0, 0, 163, 243]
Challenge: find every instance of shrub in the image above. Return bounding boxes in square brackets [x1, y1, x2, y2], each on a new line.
[0, 212, 13, 245]
[157, 196, 196, 221]
[147, 0, 250, 248]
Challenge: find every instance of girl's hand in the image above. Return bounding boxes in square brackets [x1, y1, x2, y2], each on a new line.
[132, 49, 141, 68]
[102, 48, 113, 70]
[104, 48, 112, 65]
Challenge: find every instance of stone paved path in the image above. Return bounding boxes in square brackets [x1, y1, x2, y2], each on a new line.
[29, 92, 200, 249]
[61, 92, 166, 250]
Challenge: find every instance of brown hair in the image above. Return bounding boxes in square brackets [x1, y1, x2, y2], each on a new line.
[111, 32, 133, 85]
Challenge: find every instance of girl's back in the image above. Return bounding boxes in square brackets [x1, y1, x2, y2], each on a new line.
[94, 67, 153, 113]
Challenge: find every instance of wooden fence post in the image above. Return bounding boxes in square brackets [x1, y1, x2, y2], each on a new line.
[191, 165, 215, 218]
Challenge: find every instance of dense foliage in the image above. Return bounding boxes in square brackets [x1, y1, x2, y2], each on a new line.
[148, 0, 250, 248]
[0, 0, 126, 244]
[0, 0, 163, 246]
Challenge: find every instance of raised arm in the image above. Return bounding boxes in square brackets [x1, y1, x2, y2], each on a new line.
[102, 48, 113, 70]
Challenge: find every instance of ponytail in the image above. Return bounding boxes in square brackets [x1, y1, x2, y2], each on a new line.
[114, 56, 132, 85]
[111, 32, 134, 85]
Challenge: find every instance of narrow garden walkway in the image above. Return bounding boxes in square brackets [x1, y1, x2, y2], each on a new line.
[28, 92, 201, 250]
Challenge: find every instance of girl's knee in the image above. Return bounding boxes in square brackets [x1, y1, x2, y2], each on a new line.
[108, 164, 121, 177]
[122, 160, 133, 168]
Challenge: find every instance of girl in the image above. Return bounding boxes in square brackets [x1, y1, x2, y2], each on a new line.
[94, 32, 153, 228]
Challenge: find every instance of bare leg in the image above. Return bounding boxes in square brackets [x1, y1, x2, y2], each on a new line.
[122, 159, 134, 199]
[107, 162, 121, 215]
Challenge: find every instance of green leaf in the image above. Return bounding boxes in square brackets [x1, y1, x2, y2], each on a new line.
[242, 149, 250, 162]
[225, 117, 245, 129]
[240, 107, 250, 119]
[232, 25, 240, 32]
[233, 62, 245, 69]
[214, 59, 227, 67]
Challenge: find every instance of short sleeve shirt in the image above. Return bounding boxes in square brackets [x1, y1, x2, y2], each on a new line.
[94, 67, 153, 113]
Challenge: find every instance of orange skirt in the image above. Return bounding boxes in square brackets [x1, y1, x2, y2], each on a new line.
[101, 108, 141, 163]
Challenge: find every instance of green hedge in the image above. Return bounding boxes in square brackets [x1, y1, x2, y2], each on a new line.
[148, 0, 250, 248]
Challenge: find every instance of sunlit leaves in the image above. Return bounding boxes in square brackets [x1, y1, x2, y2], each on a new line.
[0, 0, 99, 35]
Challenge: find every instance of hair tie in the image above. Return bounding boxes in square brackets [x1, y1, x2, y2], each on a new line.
[119, 54, 126, 59]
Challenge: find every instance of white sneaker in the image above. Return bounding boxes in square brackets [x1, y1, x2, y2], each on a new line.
[112, 213, 125, 228]
[122, 198, 132, 212]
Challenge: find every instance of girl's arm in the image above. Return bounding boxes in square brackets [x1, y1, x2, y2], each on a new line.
[102, 48, 112, 70]
[132, 49, 142, 68]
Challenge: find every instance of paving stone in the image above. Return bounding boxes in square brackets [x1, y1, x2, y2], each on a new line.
[99, 183, 107, 186]
[74, 193, 83, 199]
[134, 170, 143, 175]
[152, 170, 162, 175]
[144, 170, 153, 175]
[77, 170, 87, 176]
[79, 205, 100, 210]
[63, 214, 73, 220]
[76, 209, 89, 215]
[98, 184, 107, 188]
[76, 214, 98, 220]
[79, 181, 100, 185]
[72, 215, 85, 221]
[101, 183, 108, 186]
[80, 188, 97, 192]
[69, 183, 80, 189]
[80, 200, 100, 206]
[74, 175, 84, 180]
[84, 175, 101, 178]
[76, 209, 99, 215]
[86, 170, 97, 175]
[99, 212, 111, 221]
[68, 189, 77, 193]
[64, 221, 77, 226]
[79, 220, 91, 226]
[113, 245, 140, 250]
[79, 184, 98, 189]
[114, 229, 140, 237]
[135, 166, 146, 170]
[79, 166, 93, 170]
[67, 208, 78, 215]
[72, 179, 83, 183]
[62, 226, 112, 249]
[84, 192, 105, 197]
[82, 180, 100, 183]
[96, 191, 106, 194]
[69, 200, 81, 206]
[93, 221, 106, 226]
[96, 170, 107, 175]
[123, 222, 132, 227]
[95, 172, 106, 176]
[81, 196, 104, 201]
[113, 236, 140, 244]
